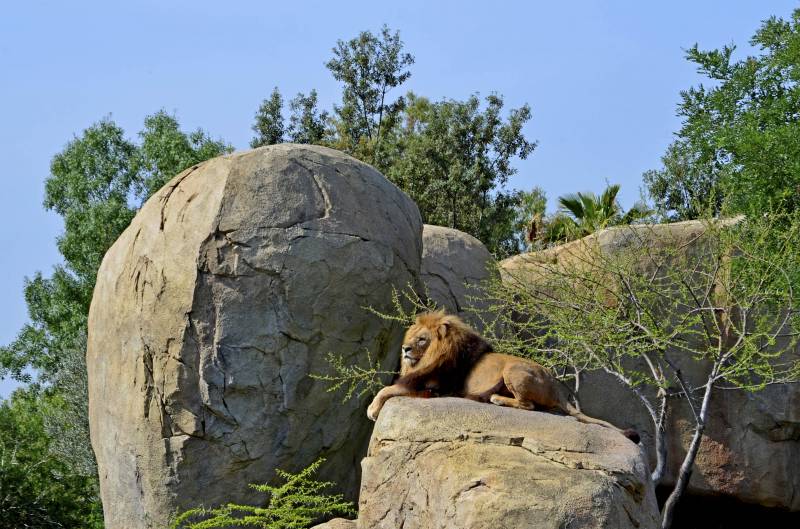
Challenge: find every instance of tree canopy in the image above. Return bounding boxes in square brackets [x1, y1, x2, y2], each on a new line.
[0, 389, 103, 529]
[645, 9, 800, 219]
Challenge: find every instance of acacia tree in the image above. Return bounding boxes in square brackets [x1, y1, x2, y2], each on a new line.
[482, 214, 800, 528]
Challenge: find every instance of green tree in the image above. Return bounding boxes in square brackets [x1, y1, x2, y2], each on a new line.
[385, 92, 535, 257]
[326, 25, 414, 168]
[251, 87, 286, 148]
[645, 9, 800, 219]
[1, 119, 139, 382]
[288, 90, 329, 144]
[0, 389, 103, 529]
[139, 110, 231, 196]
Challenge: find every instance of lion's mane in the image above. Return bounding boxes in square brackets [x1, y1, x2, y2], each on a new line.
[396, 311, 492, 395]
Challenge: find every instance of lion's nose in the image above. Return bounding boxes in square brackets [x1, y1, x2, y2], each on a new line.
[401, 345, 412, 355]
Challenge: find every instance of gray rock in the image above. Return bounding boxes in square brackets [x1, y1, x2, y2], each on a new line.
[87, 144, 422, 529]
[421, 225, 494, 328]
[356, 397, 660, 529]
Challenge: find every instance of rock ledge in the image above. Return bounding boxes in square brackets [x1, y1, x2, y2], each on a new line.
[353, 397, 660, 529]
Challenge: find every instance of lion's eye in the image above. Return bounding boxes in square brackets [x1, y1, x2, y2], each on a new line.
[417, 337, 426, 344]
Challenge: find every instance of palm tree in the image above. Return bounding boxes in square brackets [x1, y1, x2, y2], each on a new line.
[541, 184, 652, 244]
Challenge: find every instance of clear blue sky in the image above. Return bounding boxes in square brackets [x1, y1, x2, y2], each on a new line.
[1, 1, 797, 397]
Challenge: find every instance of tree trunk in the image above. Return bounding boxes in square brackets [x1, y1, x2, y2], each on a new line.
[660, 374, 715, 529]
[651, 392, 668, 484]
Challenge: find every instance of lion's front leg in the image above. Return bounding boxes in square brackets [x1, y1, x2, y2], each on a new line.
[366, 384, 415, 421]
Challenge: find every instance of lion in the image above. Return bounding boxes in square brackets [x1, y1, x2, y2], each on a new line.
[367, 311, 639, 443]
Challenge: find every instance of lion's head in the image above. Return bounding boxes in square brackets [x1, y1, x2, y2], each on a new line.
[399, 311, 487, 378]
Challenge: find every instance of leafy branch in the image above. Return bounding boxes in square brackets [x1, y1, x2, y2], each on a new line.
[311, 350, 397, 402]
[171, 458, 355, 529]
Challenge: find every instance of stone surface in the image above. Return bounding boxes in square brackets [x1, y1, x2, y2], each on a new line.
[310, 518, 357, 529]
[500, 219, 800, 510]
[87, 144, 422, 529]
[421, 225, 494, 328]
[356, 397, 659, 529]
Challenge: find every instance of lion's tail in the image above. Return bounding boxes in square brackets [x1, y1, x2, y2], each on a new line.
[564, 404, 640, 444]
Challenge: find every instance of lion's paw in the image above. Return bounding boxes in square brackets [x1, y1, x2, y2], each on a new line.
[366, 400, 381, 421]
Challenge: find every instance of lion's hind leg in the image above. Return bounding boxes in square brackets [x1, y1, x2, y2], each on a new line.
[488, 364, 538, 410]
[489, 394, 535, 410]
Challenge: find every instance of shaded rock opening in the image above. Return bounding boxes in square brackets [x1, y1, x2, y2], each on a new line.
[655, 486, 800, 528]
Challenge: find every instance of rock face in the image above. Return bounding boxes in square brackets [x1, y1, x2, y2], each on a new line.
[579, 352, 800, 510]
[310, 519, 357, 529]
[87, 144, 422, 529]
[421, 225, 494, 327]
[356, 397, 659, 529]
[500, 219, 800, 510]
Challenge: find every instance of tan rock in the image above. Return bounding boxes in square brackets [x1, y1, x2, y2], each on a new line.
[310, 518, 357, 529]
[87, 144, 423, 529]
[356, 397, 659, 529]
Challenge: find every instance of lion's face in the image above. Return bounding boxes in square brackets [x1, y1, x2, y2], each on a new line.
[400, 323, 435, 367]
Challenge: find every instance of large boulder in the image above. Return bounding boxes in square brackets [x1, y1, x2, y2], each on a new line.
[355, 398, 659, 529]
[500, 220, 800, 510]
[421, 225, 494, 328]
[87, 144, 422, 529]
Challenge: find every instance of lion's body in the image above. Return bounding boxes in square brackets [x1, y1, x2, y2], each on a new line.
[367, 311, 638, 443]
[462, 352, 564, 409]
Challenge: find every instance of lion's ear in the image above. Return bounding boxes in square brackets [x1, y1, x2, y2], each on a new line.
[436, 316, 455, 339]
[437, 321, 449, 340]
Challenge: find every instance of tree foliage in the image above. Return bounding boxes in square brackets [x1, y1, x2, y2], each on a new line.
[645, 9, 800, 219]
[251, 87, 286, 148]
[2, 114, 230, 386]
[288, 90, 329, 145]
[247, 26, 536, 256]
[384, 92, 536, 256]
[325, 24, 414, 167]
[512, 186, 548, 250]
[139, 110, 231, 196]
[0, 389, 103, 529]
[171, 458, 355, 529]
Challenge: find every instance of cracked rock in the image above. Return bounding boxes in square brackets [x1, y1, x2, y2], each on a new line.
[355, 397, 659, 529]
[87, 144, 423, 529]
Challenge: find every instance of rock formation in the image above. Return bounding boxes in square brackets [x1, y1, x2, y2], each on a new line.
[351, 397, 659, 529]
[87, 144, 422, 529]
[500, 219, 800, 510]
[420, 225, 494, 328]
